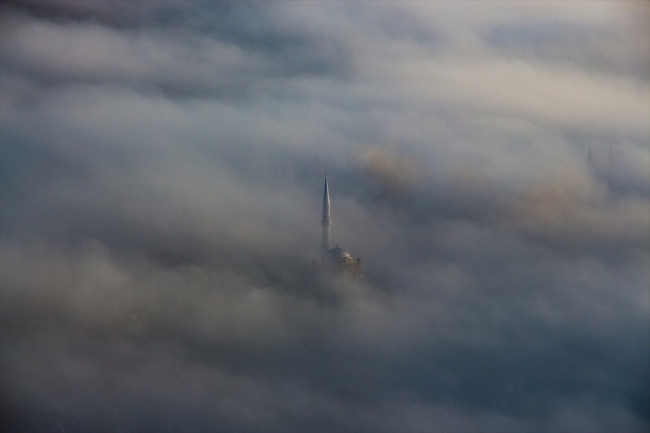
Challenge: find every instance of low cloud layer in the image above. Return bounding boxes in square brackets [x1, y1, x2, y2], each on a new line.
[1, 1, 648, 432]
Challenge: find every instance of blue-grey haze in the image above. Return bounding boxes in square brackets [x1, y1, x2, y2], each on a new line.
[1, 1, 648, 431]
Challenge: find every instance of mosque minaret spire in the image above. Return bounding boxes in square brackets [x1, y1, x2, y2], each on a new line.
[315, 174, 362, 278]
[321, 174, 331, 252]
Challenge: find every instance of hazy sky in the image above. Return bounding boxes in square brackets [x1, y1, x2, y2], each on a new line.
[1, 1, 649, 432]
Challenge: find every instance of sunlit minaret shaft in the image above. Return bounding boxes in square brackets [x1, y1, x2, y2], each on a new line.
[321, 175, 331, 251]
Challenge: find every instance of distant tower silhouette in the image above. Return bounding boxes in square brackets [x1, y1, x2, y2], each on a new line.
[321, 175, 331, 252]
[608, 144, 614, 188]
[588, 146, 595, 176]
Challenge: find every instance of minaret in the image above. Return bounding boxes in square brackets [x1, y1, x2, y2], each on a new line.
[321, 174, 331, 252]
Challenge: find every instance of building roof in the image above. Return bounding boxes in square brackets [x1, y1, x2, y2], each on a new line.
[326, 246, 351, 261]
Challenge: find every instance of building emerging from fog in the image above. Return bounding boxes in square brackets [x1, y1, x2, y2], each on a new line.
[317, 175, 362, 278]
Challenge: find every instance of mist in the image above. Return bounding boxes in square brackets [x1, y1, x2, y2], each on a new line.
[1, 1, 648, 432]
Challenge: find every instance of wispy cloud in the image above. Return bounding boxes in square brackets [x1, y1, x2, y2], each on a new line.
[1, 1, 648, 431]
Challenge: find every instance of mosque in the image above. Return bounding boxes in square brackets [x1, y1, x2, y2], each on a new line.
[316, 175, 362, 278]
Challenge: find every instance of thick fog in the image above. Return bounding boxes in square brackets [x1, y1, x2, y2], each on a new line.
[1, 1, 648, 432]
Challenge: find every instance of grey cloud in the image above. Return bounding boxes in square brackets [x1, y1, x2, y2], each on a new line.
[0, 2, 354, 101]
[484, 10, 650, 81]
[1, 1, 649, 432]
[2, 237, 647, 431]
